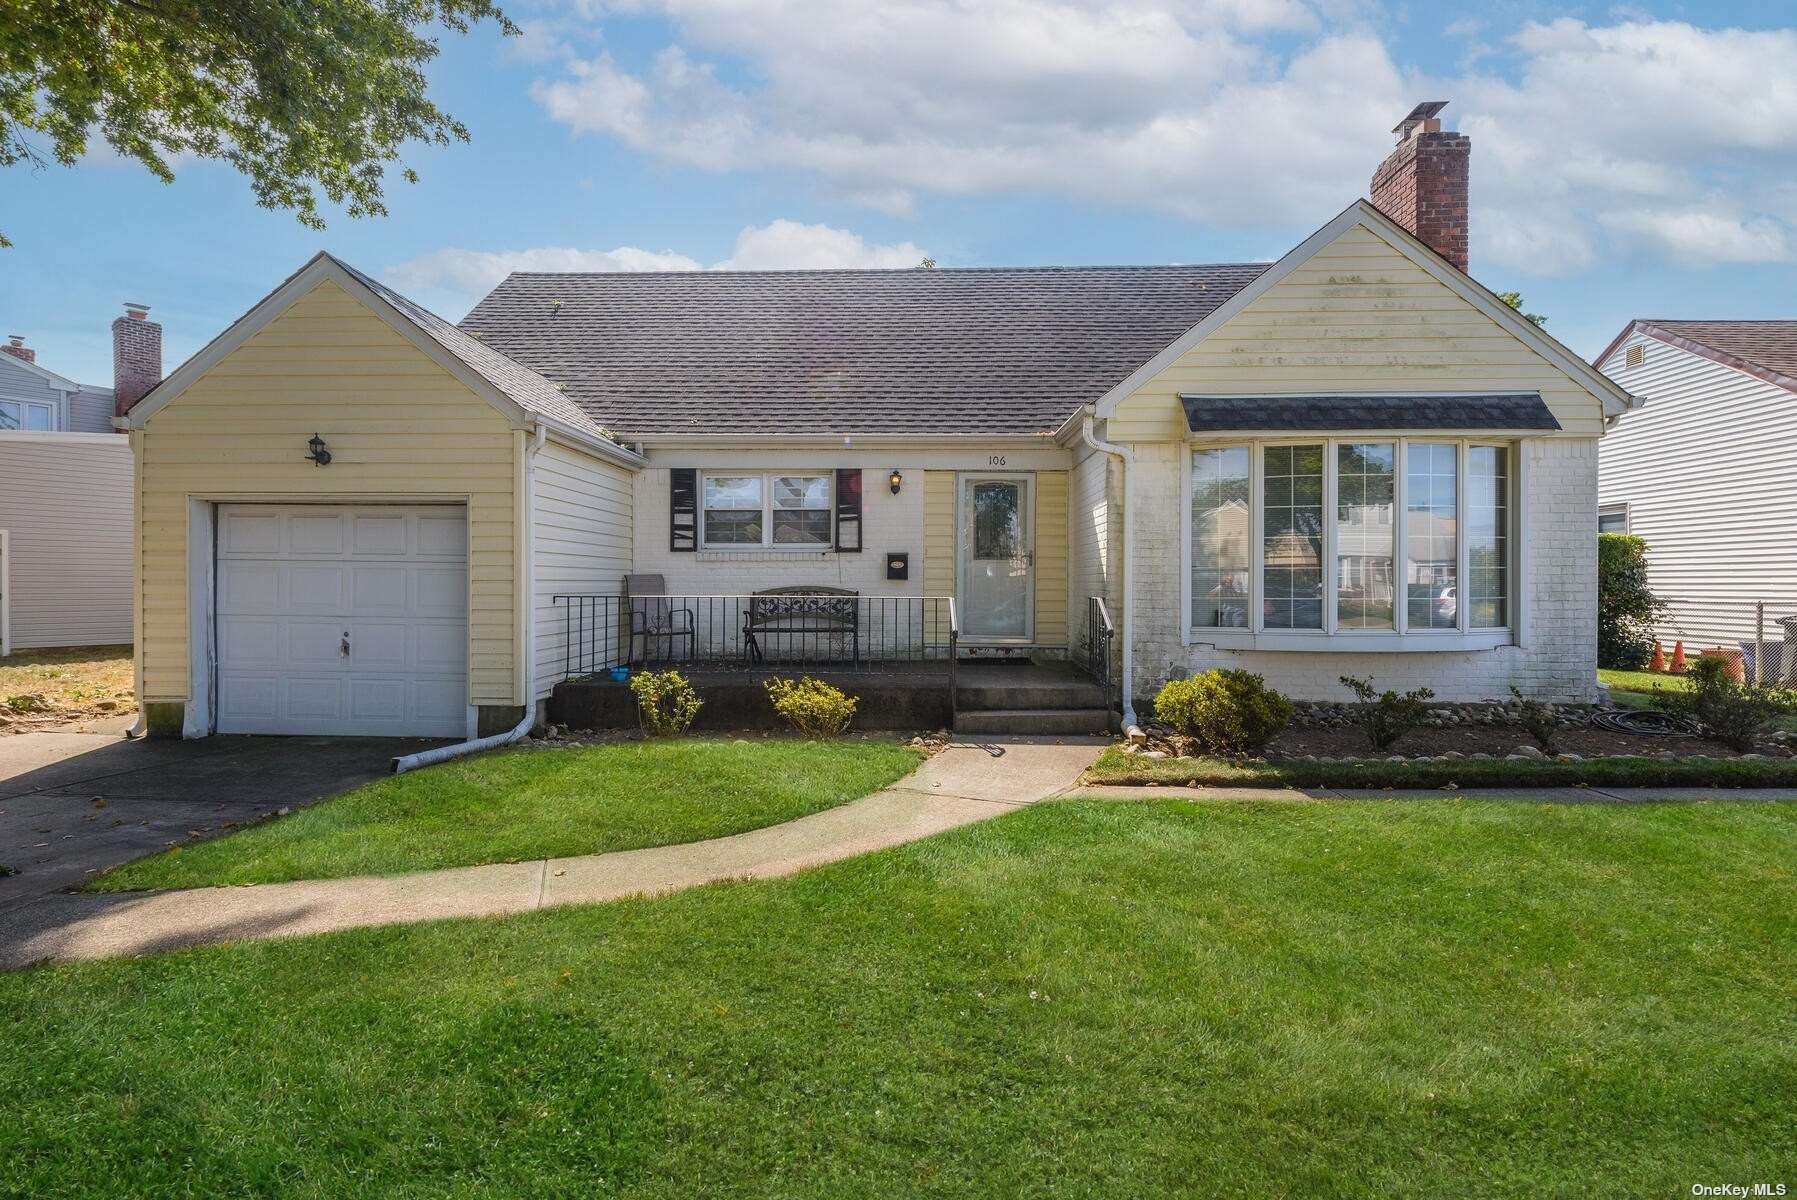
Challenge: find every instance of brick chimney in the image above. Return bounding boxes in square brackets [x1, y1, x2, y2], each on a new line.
[112, 302, 162, 418]
[2, 335, 34, 364]
[1369, 101, 1470, 273]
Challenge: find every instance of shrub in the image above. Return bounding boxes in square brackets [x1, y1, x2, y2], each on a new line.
[765, 676, 858, 738]
[1652, 655, 1791, 752]
[1339, 676, 1435, 752]
[1598, 533, 1667, 670]
[1509, 686, 1559, 753]
[1153, 669, 1293, 756]
[628, 669, 702, 737]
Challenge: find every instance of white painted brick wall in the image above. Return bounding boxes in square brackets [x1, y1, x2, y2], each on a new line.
[1125, 437, 1599, 705]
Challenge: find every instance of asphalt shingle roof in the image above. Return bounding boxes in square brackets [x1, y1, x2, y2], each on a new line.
[1639, 321, 1797, 394]
[1182, 393, 1561, 432]
[458, 264, 1271, 436]
[331, 256, 616, 443]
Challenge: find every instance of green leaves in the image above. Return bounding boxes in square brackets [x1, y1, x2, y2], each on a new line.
[0, 0, 517, 244]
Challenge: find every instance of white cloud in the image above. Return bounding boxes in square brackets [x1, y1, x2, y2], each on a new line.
[387, 219, 932, 309]
[526, 4, 1797, 275]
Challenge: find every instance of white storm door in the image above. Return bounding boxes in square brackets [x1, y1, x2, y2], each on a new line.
[958, 474, 1034, 642]
[214, 504, 468, 736]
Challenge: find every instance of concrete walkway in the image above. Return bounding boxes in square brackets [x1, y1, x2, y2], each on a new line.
[0, 737, 1104, 970]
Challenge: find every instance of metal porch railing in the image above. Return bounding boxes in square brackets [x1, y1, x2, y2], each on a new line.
[1081, 595, 1115, 695]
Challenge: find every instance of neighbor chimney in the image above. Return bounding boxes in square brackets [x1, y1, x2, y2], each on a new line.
[1369, 100, 1470, 273]
[112, 302, 162, 418]
[2, 335, 34, 364]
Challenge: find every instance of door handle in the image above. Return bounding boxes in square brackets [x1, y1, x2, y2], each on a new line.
[340, 631, 351, 658]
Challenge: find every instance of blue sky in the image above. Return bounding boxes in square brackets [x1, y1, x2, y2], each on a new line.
[5, 0, 1796, 387]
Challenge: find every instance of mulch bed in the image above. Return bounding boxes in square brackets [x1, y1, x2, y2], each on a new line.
[1269, 724, 1744, 760]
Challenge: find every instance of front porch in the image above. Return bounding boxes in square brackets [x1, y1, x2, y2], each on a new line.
[544, 591, 1115, 733]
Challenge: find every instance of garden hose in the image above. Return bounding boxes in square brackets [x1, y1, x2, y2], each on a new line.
[1588, 708, 1700, 737]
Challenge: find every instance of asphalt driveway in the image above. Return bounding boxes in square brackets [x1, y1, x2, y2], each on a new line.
[0, 731, 447, 911]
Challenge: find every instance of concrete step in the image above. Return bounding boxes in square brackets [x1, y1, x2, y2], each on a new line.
[954, 680, 1108, 712]
[954, 707, 1113, 736]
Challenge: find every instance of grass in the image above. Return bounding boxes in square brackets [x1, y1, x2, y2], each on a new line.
[1083, 744, 1797, 789]
[0, 644, 134, 730]
[4, 795, 1794, 1196]
[1599, 667, 1692, 696]
[91, 737, 923, 890]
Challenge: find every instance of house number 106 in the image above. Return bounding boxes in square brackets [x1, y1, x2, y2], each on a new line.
[988, 455, 1006, 466]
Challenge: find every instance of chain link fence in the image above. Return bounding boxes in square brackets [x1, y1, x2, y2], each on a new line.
[1650, 598, 1797, 686]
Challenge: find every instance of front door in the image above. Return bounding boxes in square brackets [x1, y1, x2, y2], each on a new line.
[958, 474, 1034, 642]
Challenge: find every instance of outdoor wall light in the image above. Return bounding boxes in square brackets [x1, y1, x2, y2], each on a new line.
[307, 433, 332, 467]
[889, 468, 902, 495]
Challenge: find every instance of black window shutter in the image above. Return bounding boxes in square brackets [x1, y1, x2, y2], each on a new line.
[670, 468, 698, 552]
[834, 468, 862, 553]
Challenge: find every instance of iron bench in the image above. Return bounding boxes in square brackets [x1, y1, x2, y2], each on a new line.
[742, 586, 860, 666]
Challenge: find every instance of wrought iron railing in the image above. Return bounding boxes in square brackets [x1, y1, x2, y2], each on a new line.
[1082, 595, 1115, 693]
[550, 592, 960, 684]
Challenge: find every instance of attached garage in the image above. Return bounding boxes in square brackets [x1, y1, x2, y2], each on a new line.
[214, 504, 469, 737]
[121, 253, 640, 739]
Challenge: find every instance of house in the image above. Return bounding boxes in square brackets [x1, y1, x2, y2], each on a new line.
[0, 317, 146, 655]
[1597, 320, 1797, 678]
[119, 101, 1636, 740]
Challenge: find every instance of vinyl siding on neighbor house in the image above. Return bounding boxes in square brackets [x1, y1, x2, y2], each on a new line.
[0, 432, 133, 650]
[1107, 223, 1608, 443]
[135, 278, 521, 706]
[0, 353, 114, 433]
[532, 438, 634, 699]
[1598, 329, 1797, 656]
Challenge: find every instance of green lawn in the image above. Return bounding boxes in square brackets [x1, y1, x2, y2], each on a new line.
[1599, 667, 1691, 696]
[6, 796, 1794, 1196]
[92, 738, 923, 890]
[1083, 744, 1797, 789]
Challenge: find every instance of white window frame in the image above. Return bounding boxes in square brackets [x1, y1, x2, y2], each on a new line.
[0, 395, 61, 432]
[699, 470, 834, 551]
[1598, 502, 1630, 534]
[1181, 435, 1522, 652]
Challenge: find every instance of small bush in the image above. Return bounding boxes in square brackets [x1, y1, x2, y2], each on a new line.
[1509, 686, 1558, 753]
[3, 693, 51, 714]
[628, 669, 702, 737]
[1153, 669, 1293, 756]
[765, 676, 858, 738]
[1339, 676, 1435, 752]
[1652, 655, 1791, 752]
[1598, 533, 1667, 670]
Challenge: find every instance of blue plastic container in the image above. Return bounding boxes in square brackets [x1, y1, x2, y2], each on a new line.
[609, 666, 631, 683]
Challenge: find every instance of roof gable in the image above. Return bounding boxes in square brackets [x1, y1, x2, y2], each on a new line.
[121, 253, 635, 464]
[460, 262, 1270, 437]
[1600, 320, 1797, 397]
[1097, 199, 1637, 424]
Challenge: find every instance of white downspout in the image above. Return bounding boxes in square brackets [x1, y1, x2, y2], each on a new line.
[1081, 416, 1138, 729]
[392, 424, 548, 773]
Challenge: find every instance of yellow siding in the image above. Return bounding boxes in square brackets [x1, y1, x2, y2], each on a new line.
[923, 471, 956, 604]
[1033, 470, 1068, 645]
[137, 278, 520, 705]
[1109, 222, 1607, 443]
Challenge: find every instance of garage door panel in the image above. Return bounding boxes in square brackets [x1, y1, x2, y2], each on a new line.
[351, 564, 410, 612]
[216, 504, 468, 738]
[352, 514, 409, 556]
[415, 567, 468, 616]
[218, 562, 280, 611]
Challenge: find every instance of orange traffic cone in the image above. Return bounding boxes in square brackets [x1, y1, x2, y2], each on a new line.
[1669, 640, 1688, 674]
[1648, 641, 1666, 673]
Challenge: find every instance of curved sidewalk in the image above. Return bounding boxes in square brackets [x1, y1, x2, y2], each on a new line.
[0, 738, 1104, 970]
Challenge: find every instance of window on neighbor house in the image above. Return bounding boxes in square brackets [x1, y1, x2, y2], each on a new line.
[701, 472, 832, 548]
[1189, 438, 1516, 640]
[0, 398, 55, 431]
[1598, 503, 1630, 534]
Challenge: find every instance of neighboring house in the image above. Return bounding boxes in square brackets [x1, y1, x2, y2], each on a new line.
[1597, 320, 1797, 673]
[120, 101, 1636, 739]
[0, 319, 146, 655]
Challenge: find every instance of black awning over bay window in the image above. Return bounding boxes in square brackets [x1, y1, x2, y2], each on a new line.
[1180, 393, 1562, 433]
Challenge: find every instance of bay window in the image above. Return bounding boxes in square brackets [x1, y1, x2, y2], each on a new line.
[1187, 438, 1517, 645]
[701, 472, 832, 548]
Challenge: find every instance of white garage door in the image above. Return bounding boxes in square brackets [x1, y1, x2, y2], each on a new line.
[215, 504, 469, 736]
